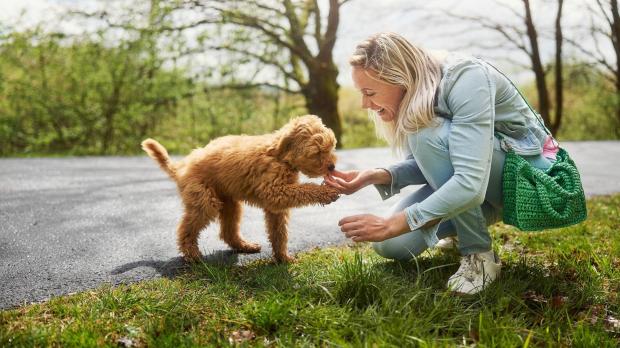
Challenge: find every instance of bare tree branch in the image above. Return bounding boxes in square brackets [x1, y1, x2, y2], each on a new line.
[565, 37, 615, 74]
[208, 44, 300, 84]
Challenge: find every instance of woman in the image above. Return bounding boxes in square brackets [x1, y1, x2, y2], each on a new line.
[324, 32, 557, 295]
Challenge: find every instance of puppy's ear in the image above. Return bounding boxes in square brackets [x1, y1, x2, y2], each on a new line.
[267, 123, 295, 157]
[311, 133, 326, 147]
[271, 133, 294, 157]
[267, 115, 317, 157]
[311, 127, 336, 149]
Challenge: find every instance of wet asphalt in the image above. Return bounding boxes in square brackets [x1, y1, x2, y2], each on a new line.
[1, 142, 619, 309]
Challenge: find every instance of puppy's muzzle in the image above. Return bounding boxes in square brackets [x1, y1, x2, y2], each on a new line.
[327, 164, 335, 171]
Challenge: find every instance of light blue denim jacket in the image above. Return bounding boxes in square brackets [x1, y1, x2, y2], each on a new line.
[375, 54, 549, 246]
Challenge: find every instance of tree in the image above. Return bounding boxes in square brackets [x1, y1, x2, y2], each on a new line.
[567, 0, 620, 136]
[438, 0, 565, 134]
[174, 0, 350, 146]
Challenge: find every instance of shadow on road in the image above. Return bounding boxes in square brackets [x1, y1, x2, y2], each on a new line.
[111, 250, 240, 278]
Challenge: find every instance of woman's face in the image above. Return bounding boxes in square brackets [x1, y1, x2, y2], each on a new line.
[351, 67, 405, 122]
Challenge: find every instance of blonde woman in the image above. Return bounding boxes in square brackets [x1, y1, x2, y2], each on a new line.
[324, 32, 557, 294]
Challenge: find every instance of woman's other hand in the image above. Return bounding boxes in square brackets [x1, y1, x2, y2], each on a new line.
[323, 169, 391, 195]
[338, 212, 409, 242]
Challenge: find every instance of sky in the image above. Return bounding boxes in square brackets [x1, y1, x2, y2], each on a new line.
[0, 0, 603, 86]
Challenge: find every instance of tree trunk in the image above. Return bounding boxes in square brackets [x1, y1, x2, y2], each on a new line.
[611, 0, 620, 136]
[303, 61, 342, 147]
[523, 0, 552, 128]
[553, 0, 564, 135]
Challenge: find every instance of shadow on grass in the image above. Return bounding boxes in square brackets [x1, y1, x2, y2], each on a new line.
[95, 246, 620, 346]
[111, 245, 613, 319]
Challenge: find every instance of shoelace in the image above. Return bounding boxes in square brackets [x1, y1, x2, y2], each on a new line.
[456, 254, 483, 281]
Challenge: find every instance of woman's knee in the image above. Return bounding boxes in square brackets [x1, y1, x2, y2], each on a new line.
[372, 233, 426, 261]
[372, 240, 411, 260]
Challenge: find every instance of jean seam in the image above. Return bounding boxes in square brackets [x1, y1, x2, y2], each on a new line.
[458, 206, 491, 255]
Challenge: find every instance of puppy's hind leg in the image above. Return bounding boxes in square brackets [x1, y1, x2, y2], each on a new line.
[219, 197, 261, 253]
[177, 184, 221, 262]
[264, 209, 294, 263]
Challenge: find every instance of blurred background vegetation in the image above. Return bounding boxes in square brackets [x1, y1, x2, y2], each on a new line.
[0, 0, 618, 157]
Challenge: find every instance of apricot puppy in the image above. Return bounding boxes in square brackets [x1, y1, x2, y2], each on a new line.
[142, 115, 340, 263]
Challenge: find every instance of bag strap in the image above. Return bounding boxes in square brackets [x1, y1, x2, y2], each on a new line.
[479, 58, 552, 137]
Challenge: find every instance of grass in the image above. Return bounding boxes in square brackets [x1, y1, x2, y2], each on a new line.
[1, 194, 619, 347]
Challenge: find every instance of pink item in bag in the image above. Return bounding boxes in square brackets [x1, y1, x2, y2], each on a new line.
[543, 135, 559, 160]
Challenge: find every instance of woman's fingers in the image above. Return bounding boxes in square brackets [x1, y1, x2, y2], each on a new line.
[345, 227, 371, 242]
[339, 216, 366, 240]
[338, 214, 387, 243]
[331, 169, 358, 182]
[338, 214, 368, 226]
[324, 175, 360, 195]
[324, 176, 349, 193]
[343, 226, 365, 239]
[329, 175, 349, 184]
[330, 169, 349, 178]
[340, 221, 364, 233]
[351, 234, 369, 242]
[323, 175, 340, 187]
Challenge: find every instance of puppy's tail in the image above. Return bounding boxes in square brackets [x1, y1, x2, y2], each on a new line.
[141, 138, 177, 180]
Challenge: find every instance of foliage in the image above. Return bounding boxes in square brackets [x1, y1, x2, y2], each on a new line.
[520, 62, 620, 140]
[0, 27, 617, 157]
[0, 28, 193, 155]
[555, 63, 620, 140]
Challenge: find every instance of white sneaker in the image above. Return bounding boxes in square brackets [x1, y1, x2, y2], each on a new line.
[435, 236, 458, 250]
[447, 250, 501, 295]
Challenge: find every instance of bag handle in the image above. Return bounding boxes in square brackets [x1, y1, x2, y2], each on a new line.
[479, 58, 552, 137]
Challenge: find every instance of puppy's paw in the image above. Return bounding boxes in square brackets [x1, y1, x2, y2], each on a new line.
[274, 253, 296, 263]
[318, 186, 341, 205]
[235, 242, 262, 253]
[182, 251, 203, 263]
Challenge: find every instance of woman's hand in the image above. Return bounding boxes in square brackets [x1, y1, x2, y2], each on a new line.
[323, 169, 364, 195]
[338, 212, 409, 242]
[323, 169, 391, 195]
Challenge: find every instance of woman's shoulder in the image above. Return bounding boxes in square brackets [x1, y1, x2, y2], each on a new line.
[434, 54, 496, 116]
[438, 54, 491, 100]
[440, 53, 487, 80]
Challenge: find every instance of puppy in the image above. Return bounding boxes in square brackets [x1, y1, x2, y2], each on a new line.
[142, 115, 340, 263]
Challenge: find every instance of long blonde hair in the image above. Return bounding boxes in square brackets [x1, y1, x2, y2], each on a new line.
[349, 32, 442, 152]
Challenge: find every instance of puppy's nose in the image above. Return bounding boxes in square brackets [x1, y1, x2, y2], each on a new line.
[327, 164, 335, 171]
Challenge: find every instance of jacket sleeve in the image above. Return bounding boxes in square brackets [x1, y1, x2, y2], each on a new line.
[374, 152, 427, 200]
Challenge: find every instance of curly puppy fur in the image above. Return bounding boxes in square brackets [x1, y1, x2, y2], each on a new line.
[142, 115, 340, 263]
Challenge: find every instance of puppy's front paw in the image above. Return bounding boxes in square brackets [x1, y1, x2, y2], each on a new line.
[318, 186, 341, 205]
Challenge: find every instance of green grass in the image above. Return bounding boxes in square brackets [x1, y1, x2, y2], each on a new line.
[2, 195, 619, 347]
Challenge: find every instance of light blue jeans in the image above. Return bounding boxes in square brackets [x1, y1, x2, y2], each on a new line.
[372, 119, 553, 260]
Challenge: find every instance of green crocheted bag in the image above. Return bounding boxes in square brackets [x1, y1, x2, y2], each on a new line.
[485, 60, 587, 231]
[501, 147, 587, 231]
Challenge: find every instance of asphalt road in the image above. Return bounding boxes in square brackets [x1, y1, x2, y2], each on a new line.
[1, 142, 619, 309]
